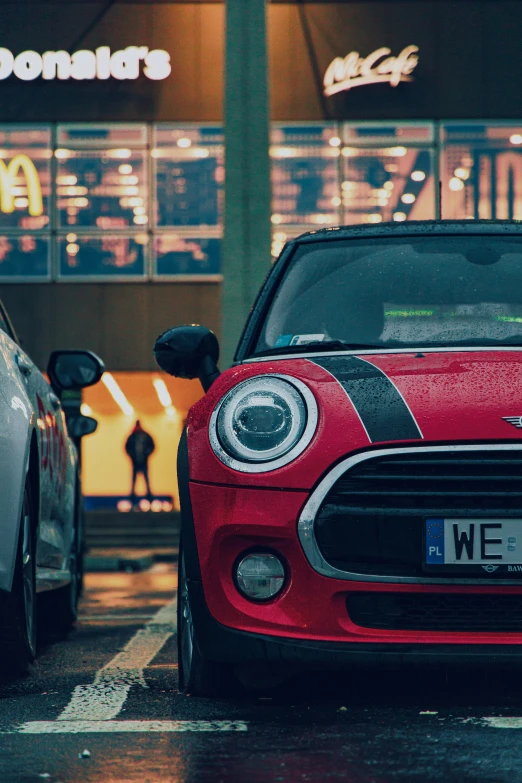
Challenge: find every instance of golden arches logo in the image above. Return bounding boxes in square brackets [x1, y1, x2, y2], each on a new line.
[0, 154, 43, 217]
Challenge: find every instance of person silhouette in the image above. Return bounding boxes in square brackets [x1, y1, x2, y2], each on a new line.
[125, 420, 155, 505]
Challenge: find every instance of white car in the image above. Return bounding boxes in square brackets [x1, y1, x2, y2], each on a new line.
[0, 299, 103, 673]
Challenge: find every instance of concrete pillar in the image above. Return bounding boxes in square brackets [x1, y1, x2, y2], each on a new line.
[222, 0, 271, 368]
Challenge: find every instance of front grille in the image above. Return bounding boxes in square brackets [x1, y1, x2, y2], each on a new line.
[315, 449, 522, 577]
[347, 592, 522, 632]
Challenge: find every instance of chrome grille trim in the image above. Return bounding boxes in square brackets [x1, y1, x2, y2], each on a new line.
[297, 444, 522, 585]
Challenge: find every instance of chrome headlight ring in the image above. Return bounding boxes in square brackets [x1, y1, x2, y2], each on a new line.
[209, 374, 318, 473]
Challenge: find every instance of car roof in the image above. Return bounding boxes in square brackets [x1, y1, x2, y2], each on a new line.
[290, 219, 522, 245]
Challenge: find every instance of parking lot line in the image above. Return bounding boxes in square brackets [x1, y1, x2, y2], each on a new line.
[58, 600, 177, 722]
[481, 718, 522, 728]
[3, 598, 250, 736]
[15, 720, 248, 734]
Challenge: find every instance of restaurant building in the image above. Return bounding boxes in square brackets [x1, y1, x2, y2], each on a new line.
[0, 0, 520, 502]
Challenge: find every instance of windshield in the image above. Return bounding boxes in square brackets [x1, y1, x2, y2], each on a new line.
[254, 235, 522, 354]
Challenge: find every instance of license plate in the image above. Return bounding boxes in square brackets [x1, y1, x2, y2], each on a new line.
[424, 518, 522, 576]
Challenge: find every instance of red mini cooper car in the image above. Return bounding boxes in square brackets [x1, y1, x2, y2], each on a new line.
[155, 220, 522, 695]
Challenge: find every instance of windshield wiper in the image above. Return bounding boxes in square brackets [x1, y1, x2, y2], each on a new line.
[251, 340, 381, 358]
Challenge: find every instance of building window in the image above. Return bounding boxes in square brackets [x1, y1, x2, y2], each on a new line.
[17, 120, 522, 280]
[441, 123, 522, 220]
[269, 123, 437, 258]
[59, 234, 148, 279]
[341, 123, 436, 225]
[0, 126, 51, 280]
[151, 125, 223, 280]
[154, 234, 221, 278]
[0, 235, 49, 279]
[153, 125, 223, 228]
[56, 124, 148, 279]
[271, 124, 341, 229]
[0, 123, 226, 283]
[56, 148, 148, 230]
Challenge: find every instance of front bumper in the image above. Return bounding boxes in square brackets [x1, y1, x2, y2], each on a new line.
[188, 480, 522, 648]
[189, 579, 522, 667]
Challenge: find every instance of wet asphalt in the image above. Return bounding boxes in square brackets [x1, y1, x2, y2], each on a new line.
[2, 566, 522, 782]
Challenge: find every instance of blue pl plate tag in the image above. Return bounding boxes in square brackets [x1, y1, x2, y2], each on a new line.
[425, 519, 445, 564]
[275, 335, 293, 348]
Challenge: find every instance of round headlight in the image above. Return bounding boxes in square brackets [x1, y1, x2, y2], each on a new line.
[209, 375, 318, 472]
[236, 553, 286, 601]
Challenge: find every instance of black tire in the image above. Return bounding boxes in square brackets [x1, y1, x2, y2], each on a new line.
[76, 483, 86, 598]
[177, 541, 235, 697]
[0, 480, 37, 674]
[77, 538, 85, 597]
[39, 525, 80, 634]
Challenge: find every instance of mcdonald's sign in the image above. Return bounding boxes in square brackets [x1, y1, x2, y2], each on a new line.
[0, 154, 43, 217]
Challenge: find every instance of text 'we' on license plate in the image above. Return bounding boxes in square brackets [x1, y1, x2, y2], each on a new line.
[425, 518, 522, 574]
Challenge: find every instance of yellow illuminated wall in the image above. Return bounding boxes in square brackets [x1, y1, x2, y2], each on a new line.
[81, 372, 203, 510]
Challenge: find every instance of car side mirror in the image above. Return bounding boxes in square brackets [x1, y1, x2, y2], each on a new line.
[154, 325, 220, 392]
[67, 414, 98, 439]
[47, 350, 104, 392]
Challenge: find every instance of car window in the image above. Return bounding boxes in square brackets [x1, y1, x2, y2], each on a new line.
[255, 235, 522, 353]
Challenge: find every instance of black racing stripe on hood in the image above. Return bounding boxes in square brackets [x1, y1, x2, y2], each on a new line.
[311, 355, 423, 443]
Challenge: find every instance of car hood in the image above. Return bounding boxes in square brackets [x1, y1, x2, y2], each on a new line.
[306, 350, 522, 444]
[187, 350, 522, 489]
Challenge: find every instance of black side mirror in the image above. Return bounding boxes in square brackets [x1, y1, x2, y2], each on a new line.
[48, 350, 104, 392]
[154, 325, 220, 392]
[67, 414, 98, 439]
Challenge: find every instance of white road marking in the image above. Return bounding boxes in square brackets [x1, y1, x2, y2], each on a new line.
[79, 614, 155, 622]
[482, 717, 522, 728]
[15, 720, 248, 734]
[58, 601, 176, 722]
[3, 599, 249, 735]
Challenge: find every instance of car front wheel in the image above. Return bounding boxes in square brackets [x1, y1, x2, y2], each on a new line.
[177, 541, 234, 697]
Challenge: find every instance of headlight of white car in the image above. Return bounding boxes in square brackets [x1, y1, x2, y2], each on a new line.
[209, 375, 318, 473]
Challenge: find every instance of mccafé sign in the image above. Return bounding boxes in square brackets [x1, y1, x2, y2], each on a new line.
[0, 46, 171, 81]
[323, 45, 419, 97]
[0, 156, 42, 217]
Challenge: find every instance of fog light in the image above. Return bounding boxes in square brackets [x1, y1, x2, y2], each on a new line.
[235, 553, 285, 602]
